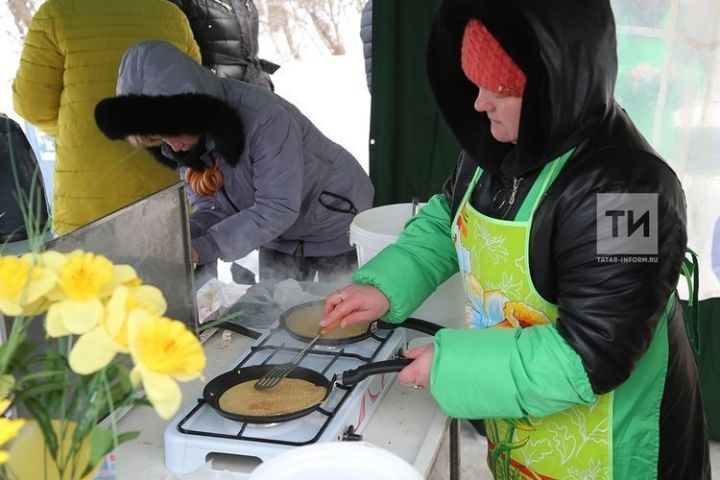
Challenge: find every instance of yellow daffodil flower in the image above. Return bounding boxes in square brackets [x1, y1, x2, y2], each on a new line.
[128, 313, 205, 419]
[0, 254, 57, 317]
[42, 250, 139, 337]
[0, 398, 26, 464]
[69, 285, 167, 375]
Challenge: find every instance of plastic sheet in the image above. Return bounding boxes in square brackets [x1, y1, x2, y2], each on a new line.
[196, 278, 250, 324]
[218, 278, 346, 329]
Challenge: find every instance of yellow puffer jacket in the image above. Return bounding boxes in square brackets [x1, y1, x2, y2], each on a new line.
[12, 0, 201, 235]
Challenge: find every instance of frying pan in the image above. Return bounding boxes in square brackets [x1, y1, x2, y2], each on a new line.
[203, 358, 412, 423]
[280, 300, 443, 345]
[280, 300, 375, 345]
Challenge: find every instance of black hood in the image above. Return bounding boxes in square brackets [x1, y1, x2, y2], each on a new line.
[94, 92, 245, 169]
[426, 0, 617, 177]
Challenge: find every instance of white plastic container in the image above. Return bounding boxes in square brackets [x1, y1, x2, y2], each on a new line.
[350, 203, 465, 328]
[249, 442, 423, 480]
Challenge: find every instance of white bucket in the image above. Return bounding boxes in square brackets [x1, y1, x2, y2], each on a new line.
[350, 203, 465, 328]
[249, 442, 422, 480]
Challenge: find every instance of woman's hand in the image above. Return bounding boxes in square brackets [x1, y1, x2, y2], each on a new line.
[320, 284, 390, 332]
[191, 247, 199, 264]
[397, 343, 434, 389]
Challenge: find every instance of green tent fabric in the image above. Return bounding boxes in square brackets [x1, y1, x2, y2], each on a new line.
[684, 298, 720, 440]
[369, 0, 460, 206]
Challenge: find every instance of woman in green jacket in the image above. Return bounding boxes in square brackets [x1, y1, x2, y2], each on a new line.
[322, 0, 709, 478]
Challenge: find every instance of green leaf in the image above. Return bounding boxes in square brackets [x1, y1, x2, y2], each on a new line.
[16, 370, 66, 385]
[198, 311, 244, 332]
[505, 417, 535, 432]
[116, 365, 133, 393]
[0, 333, 29, 376]
[22, 398, 59, 458]
[132, 397, 152, 408]
[4, 335, 33, 368]
[0, 374, 14, 399]
[16, 380, 72, 400]
[81, 464, 95, 478]
[79, 430, 139, 477]
[102, 364, 134, 405]
[72, 393, 104, 448]
[117, 430, 141, 444]
[25, 349, 65, 366]
[511, 466, 524, 480]
[490, 436, 529, 476]
[88, 426, 114, 468]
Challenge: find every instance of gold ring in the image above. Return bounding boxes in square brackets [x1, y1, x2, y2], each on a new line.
[337, 289, 345, 302]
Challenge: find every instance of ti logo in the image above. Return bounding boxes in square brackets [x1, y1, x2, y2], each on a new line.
[596, 193, 658, 256]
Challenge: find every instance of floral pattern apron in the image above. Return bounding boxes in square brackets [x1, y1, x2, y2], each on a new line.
[451, 151, 613, 479]
[451, 149, 673, 479]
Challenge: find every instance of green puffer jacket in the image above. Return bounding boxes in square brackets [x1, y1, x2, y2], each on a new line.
[353, 194, 594, 423]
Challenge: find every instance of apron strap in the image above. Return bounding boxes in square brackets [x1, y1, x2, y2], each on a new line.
[515, 148, 576, 222]
[680, 247, 701, 357]
[451, 167, 484, 228]
[452, 148, 576, 225]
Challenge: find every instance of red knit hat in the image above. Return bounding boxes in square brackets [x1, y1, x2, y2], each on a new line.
[461, 19, 526, 97]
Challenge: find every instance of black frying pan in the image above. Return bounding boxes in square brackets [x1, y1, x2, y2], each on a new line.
[280, 300, 443, 345]
[280, 300, 375, 345]
[203, 358, 412, 423]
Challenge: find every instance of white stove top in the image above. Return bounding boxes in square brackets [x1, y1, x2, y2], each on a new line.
[164, 323, 407, 477]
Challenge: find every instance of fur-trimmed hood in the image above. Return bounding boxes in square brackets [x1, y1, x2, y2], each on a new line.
[427, 0, 618, 177]
[95, 92, 244, 168]
[94, 40, 245, 168]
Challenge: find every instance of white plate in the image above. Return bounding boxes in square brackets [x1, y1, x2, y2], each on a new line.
[249, 441, 423, 480]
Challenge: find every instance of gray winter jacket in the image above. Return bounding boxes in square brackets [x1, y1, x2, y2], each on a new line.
[112, 41, 374, 264]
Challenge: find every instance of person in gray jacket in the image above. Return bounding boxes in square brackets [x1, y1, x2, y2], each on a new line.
[95, 40, 373, 281]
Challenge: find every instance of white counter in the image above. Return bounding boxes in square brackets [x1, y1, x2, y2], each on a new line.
[114, 327, 449, 479]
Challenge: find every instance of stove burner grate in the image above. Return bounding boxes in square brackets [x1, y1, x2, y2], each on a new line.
[174, 326, 393, 447]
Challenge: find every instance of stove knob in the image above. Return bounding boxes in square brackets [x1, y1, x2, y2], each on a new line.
[342, 425, 363, 442]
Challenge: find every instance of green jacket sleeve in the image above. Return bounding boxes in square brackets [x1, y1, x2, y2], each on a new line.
[431, 325, 596, 419]
[352, 194, 459, 323]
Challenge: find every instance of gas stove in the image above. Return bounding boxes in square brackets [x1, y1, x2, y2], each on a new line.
[164, 322, 407, 477]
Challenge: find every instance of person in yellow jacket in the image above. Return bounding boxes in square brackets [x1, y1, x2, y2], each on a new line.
[12, 0, 201, 235]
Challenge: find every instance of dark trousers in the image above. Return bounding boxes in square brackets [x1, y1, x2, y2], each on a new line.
[194, 259, 258, 286]
[258, 247, 358, 282]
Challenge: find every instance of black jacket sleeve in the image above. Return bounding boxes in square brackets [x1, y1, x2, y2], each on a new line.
[531, 148, 688, 393]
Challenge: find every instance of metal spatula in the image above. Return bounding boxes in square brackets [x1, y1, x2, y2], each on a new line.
[254, 318, 341, 391]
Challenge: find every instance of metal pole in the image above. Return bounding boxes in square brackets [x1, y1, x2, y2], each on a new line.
[450, 418, 460, 480]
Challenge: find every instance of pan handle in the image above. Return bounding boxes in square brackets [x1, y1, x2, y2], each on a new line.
[377, 317, 442, 336]
[336, 358, 412, 386]
[213, 321, 262, 339]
